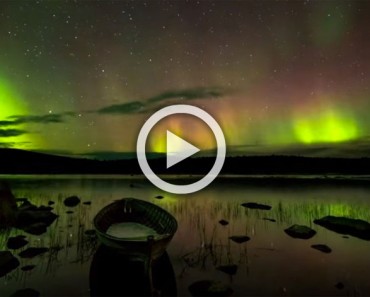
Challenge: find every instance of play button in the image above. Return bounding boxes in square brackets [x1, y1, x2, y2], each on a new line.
[137, 104, 226, 194]
[166, 130, 200, 168]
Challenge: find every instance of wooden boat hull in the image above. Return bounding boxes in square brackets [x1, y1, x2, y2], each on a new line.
[94, 198, 178, 260]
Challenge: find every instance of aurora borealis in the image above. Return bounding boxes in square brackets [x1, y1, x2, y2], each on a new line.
[0, 1, 369, 158]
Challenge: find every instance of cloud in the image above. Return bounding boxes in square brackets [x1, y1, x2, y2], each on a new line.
[0, 141, 30, 148]
[0, 112, 76, 128]
[97, 101, 146, 115]
[0, 120, 15, 127]
[97, 87, 226, 115]
[7, 114, 67, 124]
[146, 87, 224, 104]
[0, 129, 28, 137]
[226, 138, 370, 158]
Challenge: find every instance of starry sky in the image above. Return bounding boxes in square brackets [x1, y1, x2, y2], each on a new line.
[0, 0, 369, 159]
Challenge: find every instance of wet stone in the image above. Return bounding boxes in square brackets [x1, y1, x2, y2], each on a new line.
[22, 223, 48, 236]
[311, 244, 332, 253]
[314, 216, 370, 241]
[284, 225, 316, 239]
[241, 202, 272, 210]
[335, 282, 344, 290]
[262, 218, 276, 222]
[229, 235, 250, 244]
[0, 251, 20, 278]
[7, 236, 28, 250]
[217, 264, 238, 275]
[19, 247, 49, 259]
[63, 196, 81, 207]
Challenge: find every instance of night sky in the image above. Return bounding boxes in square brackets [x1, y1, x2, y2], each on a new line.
[0, 1, 369, 159]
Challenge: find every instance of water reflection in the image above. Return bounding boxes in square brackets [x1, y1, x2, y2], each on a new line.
[90, 247, 176, 296]
[1, 176, 370, 296]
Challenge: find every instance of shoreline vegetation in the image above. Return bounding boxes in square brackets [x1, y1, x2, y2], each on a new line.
[1, 148, 370, 176]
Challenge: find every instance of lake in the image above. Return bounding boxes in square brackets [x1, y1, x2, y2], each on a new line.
[1, 175, 370, 296]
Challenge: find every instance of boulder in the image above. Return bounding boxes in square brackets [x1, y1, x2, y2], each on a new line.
[22, 223, 48, 236]
[218, 219, 229, 226]
[19, 247, 49, 259]
[241, 202, 272, 210]
[83, 201, 92, 205]
[262, 218, 276, 222]
[229, 235, 250, 244]
[311, 244, 332, 253]
[335, 282, 344, 290]
[217, 264, 238, 275]
[15, 202, 58, 235]
[48, 201, 55, 206]
[155, 195, 164, 200]
[188, 280, 233, 297]
[17, 208, 58, 226]
[64, 196, 81, 207]
[0, 251, 20, 277]
[17, 200, 38, 212]
[0, 182, 17, 227]
[284, 225, 316, 239]
[7, 236, 28, 250]
[314, 216, 370, 240]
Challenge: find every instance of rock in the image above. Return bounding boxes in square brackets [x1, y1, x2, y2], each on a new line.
[66, 211, 74, 214]
[38, 205, 53, 211]
[10, 288, 40, 297]
[0, 182, 17, 227]
[21, 265, 36, 271]
[342, 235, 349, 239]
[217, 264, 238, 275]
[15, 198, 29, 203]
[7, 236, 28, 250]
[229, 235, 250, 244]
[16, 204, 58, 235]
[22, 223, 48, 236]
[314, 216, 370, 240]
[262, 218, 276, 222]
[83, 201, 91, 205]
[218, 219, 229, 226]
[18, 201, 38, 212]
[48, 201, 55, 206]
[241, 202, 272, 210]
[188, 280, 233, 296]
[335, 282, 344, 290]
[0, 251, 20, 277]
[311, 244, 332, 253]
[19, 247, 48, 259]
[155, 195, 164, 200]
[284, 225, 316, 239]
[63, 196, 81, 207]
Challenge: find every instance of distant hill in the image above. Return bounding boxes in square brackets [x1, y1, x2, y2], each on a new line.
[1, 148, 370, 175]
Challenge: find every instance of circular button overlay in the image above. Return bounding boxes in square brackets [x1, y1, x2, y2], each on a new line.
[136, 104, 226, 194]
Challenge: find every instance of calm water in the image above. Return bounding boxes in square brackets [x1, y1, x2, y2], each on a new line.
[1, 175, 370, 296]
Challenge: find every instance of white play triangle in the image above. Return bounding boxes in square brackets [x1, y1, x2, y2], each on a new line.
[166, 130, 200, 169]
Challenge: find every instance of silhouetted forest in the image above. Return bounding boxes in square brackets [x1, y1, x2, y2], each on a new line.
[1, 148, 370, 176]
